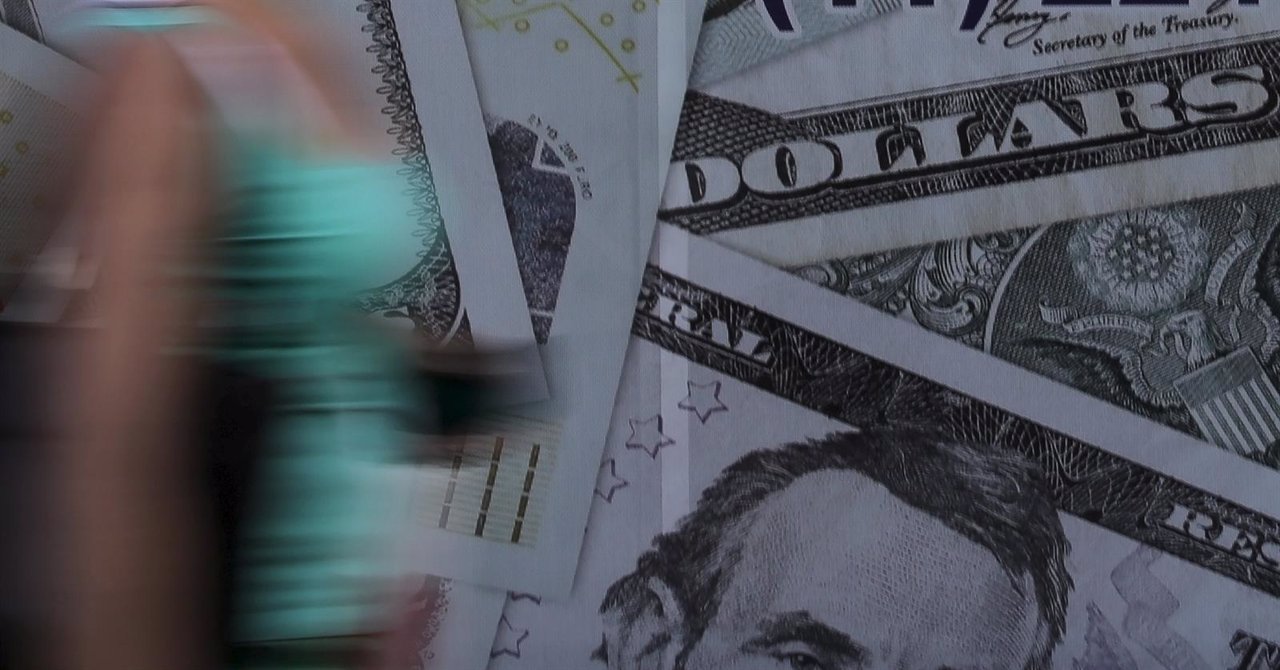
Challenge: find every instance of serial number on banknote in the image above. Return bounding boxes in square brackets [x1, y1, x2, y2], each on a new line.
[526, 113, 593, 201]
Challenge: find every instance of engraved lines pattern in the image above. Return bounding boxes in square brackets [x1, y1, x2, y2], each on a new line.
[356, 0, 471, 343]
[632, 265, 1280, 597]
[663, 37, 1280, 234]
[1176, 349, 1280, 457]
[795, 188, 1280, 463]
[690, 0, 900, 88]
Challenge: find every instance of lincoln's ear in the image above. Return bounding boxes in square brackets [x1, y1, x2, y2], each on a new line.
[599, 576, 686, 670]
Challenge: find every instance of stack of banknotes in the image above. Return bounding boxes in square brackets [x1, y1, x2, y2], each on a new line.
[5, 0, 1280, 667]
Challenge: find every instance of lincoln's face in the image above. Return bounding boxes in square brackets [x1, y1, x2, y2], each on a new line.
[608, 469, 1050, 670]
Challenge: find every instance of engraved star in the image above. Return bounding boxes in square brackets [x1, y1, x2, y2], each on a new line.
[489, 615, 529, 659]
[678, 380, 728, 424]
[594, 459, 629, 503]
[509, 592, 542, 605]
[625, 415, 674, 459]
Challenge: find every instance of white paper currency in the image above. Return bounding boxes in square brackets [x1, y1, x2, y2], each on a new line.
[362, 465, 505, 670]
[0, 21, 86, 310]
[659, 0, 705, 194]
[662, 0, 1280, 265]
[690, 0, 900, 88]
[797, 182, 1280, 471]
[6, 0, 547, 398]
[484, 223, 1280, 669]
[682, 0, 706, 69]
[378, 0, 674, 596]
[397, 578, 505, 670]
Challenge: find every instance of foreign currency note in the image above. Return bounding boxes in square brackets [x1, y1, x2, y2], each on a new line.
[0, 21, 84, 313]
[6, 0, 548, 401]
[661, 0, 1280, 265]
[380, 0, 675, 595]
[484, 223, 1280, 669]
[690, 0, 900, 88]
[797, 183, 1280, 469]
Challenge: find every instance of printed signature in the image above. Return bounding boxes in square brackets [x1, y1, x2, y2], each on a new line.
[977, 0, 1071, 47]
[977, 0, 1237, 49]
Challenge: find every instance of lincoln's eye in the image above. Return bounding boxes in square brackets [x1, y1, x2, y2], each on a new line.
[778, 652, 825, 670]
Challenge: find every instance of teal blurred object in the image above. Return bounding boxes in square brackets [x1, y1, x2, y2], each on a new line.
[211, 142, 410, 644]
[75, 4, 415, 659]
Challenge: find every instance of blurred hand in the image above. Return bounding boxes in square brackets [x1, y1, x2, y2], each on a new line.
[60, 34, 214, 670]
[57, 4, 380, 670]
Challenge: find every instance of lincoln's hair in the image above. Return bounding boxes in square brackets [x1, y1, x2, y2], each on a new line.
[599, 427, 1072, 670]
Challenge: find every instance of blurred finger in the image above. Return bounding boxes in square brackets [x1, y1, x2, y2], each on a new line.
[80, 35, 211, 337]
[63, 36, 214, 670]
[63, 34, 213, 670]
